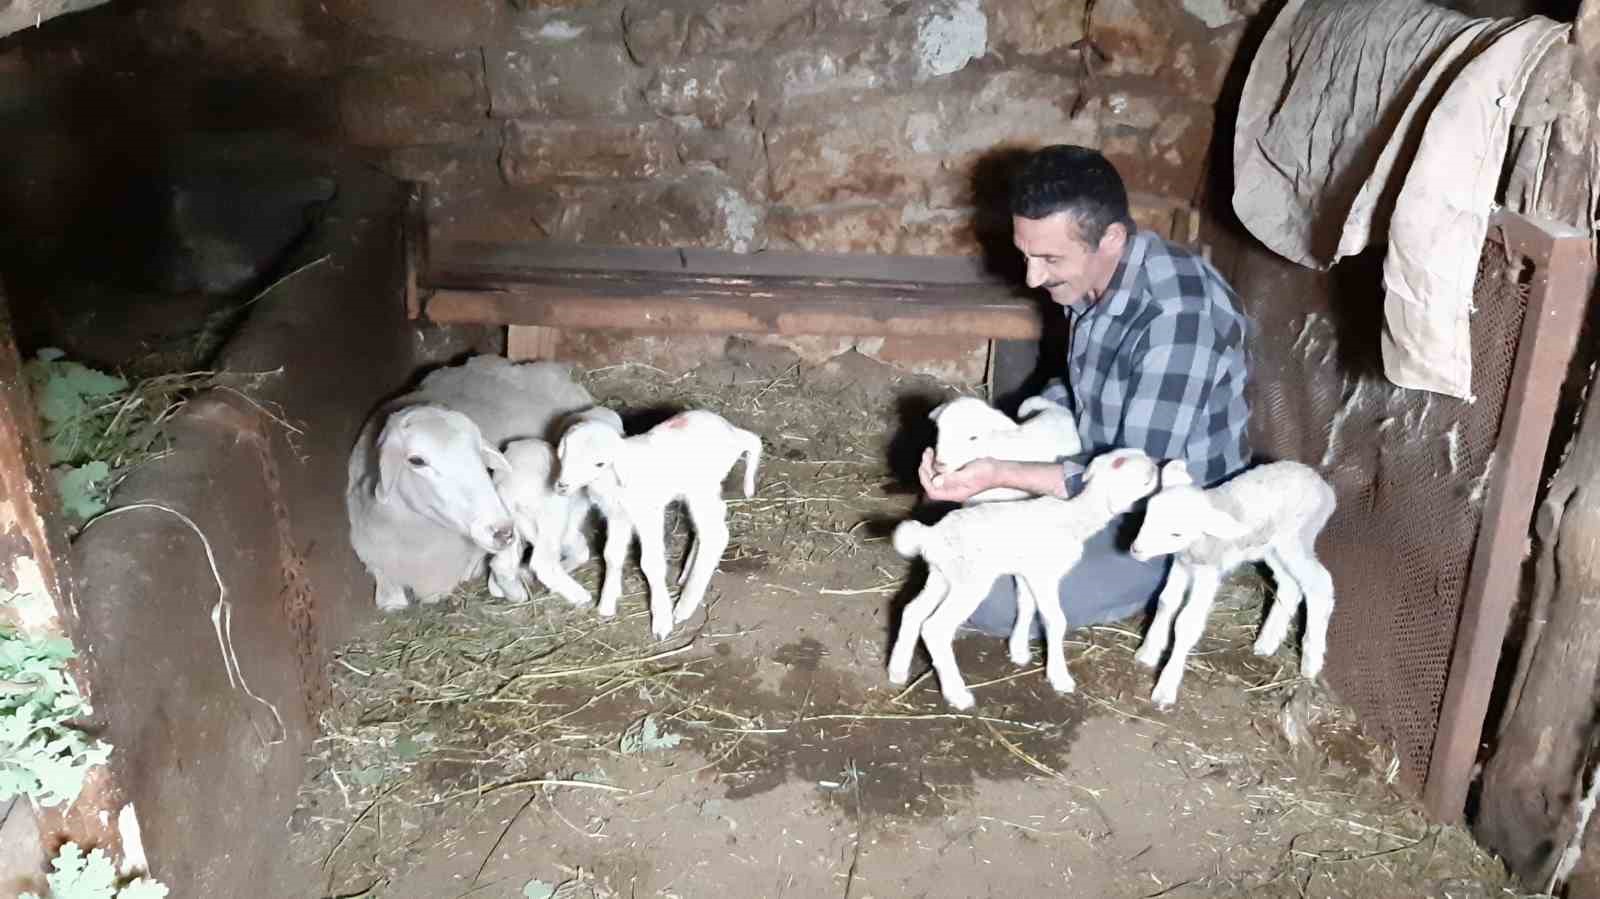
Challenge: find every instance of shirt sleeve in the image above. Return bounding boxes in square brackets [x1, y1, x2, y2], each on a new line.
[1115, 307, 1224, 463]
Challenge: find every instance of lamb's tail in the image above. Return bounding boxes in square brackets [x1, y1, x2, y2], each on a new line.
[737, 429, 763, 498]
[892, 520, 930, 559]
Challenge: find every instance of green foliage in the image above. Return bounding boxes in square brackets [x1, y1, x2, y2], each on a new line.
[0, 590, 111, 809]
[618, 714, 682, 754]
[20, 843, 168, 899]
[23, 349, 143, 529]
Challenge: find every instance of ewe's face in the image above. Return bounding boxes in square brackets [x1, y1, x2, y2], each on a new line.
[381, 408, 515, 552]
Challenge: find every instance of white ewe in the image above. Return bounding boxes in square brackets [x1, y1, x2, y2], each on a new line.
[1129, 458, 1337, 709]
[888, 448, 1161, 710]
[555, 409, 761, 640]
[929, 395, 1082, 503]
[346, 355, 595, 611]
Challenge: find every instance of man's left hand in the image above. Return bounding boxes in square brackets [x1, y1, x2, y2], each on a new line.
[919, 448, 1000, 503]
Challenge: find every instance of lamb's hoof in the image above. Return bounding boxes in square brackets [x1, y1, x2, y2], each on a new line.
[943, 689, 976, 711]
[1048, 672, 1077, 695]
[651, 619, 674, 641]
[887, 666, 910, 686]
[672, 604, 699, 624]
[1133, 644, 1163, 670]
[1300, 655, 1324, 680]
[375, 598, 409, 613]
[560, 544, 591, 571]
[1008, 643, 1033, 667]
[1148, 684, 1178, 710]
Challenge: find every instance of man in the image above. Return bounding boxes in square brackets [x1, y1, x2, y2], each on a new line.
[918, 144, 1252, 636]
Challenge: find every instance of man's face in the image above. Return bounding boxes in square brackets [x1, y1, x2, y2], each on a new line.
[1012, 212, 1127, 307]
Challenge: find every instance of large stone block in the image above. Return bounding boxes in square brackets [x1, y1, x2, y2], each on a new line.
[556, 177, 766, 252]
[621, 2, 688, 66]
[384, 144, 567, 244]
[487, 42, 639, 118]
[501, 119, 678, 182]
[685, 0, 815, 55]
[767, 72, 1098, 209]
[768, 204, 904, 255]
[1100, 100, 1213, 201]
[645, 57, 759, 128]
[337, 51, 489, 147]
[317, 0, 502, 49]
[987, 0, 1089, 56]
[674, 121, 767, 198]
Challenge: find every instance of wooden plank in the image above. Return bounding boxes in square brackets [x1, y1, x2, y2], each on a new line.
[426, 285, 1046, 339]
[507, 325, 561, 361]
[430, 239, 1018, 287]
[402, 182, 428, 320]
[1423, 209, 1596, 823]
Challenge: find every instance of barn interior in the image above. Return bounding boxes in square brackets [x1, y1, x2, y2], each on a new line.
[3, 0, 1600, 896]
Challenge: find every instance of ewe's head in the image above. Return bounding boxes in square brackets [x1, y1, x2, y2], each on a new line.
[377, 405, 515, 552]
[1081, 448, 1160, 512]
[555, 420, 625, 495]
[929, 397, 1017, 469]
[1128, 460, 1250, 561]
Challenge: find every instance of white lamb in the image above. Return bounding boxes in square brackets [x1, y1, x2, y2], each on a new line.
[888, 448, 1161, 710]
[345, 355, 596, 612]
[487, 435, 598, 608]
[929, 395, 1082, 503]
[554, 409, 762, 640]
[1129, 457, 1338, 710]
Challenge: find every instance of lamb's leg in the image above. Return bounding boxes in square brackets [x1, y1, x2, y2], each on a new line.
[559, 501, 592, 571]
[1134, 564, 1192, 669]
[1277, 546, 1335, 679]
[1150, 566, 1221, 709]
[530, 528, 594, 608]
[920, 580, 985, 710]
[887, 567, 950, 685]
[375, 576, 409, 612]
[632, 503, 676, 640]
[488, 541, 530, 603]
[1007, 575, 1035, 666]
[1023, 570, 1075, 694]
[674, 491, 729, 624]
[1253, 552, 1303, 658]
[597, 509, 633, 619]
[676, 533, 697, 589]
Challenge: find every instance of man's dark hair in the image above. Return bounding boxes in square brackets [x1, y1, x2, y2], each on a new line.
[1009, 145, 1135, 246]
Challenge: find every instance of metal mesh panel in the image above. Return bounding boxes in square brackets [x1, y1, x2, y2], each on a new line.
[1258, 247, 1528, 795]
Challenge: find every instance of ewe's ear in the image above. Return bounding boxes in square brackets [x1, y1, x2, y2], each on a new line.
[1161, 459, 1193, 488]
[1201, 505, 1250, 541]
[376, 417, 410, 502]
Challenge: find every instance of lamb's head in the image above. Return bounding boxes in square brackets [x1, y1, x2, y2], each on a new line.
[929, 397, 1018, 470]
[1128, 459, 1250, 561]
[554, 419, 625, 495]
[495, 439, 558, 527]
[1080, 448, 1161, 513]
[376, 405, 515, 553]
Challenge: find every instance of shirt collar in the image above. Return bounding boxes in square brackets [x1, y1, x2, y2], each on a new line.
[1065, 228, 1148, 318]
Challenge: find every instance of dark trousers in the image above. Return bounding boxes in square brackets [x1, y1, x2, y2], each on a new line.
[962, 511, 1171, 638]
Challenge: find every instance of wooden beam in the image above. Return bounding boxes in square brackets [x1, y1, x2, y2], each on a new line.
[427, 285, 1045, 339]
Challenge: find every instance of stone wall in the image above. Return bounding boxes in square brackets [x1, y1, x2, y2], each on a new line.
[0, 0, 1266, 382]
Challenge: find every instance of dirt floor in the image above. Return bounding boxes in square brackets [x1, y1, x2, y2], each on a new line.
[286, 348, 1524, 899]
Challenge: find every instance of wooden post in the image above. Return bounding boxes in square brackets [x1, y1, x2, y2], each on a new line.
[0, 282, 137, 880]
[506, 324, 562, 361]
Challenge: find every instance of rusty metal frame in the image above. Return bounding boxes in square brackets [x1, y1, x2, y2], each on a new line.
[1423, 209, 1596, 823]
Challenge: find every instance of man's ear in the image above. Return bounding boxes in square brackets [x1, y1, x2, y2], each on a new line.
[1099, 220, 1129, 255]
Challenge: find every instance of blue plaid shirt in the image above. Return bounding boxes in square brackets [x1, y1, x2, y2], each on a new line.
[1042, 229, 1252, 488]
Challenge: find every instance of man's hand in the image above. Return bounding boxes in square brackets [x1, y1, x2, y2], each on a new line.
[919, 448, 1000, 503]
[918, 448, 1077, 502]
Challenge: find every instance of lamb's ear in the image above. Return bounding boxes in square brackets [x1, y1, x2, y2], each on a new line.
[1161, 459, 1193, 488]
[927, 401, 951, 424]
[1200, 504, 1250, 540]
[479, 437, 512, 474]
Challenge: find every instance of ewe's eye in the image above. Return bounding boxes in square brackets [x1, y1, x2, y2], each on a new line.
[594, 461, 605, 469]
[407, 455, 427, 468]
